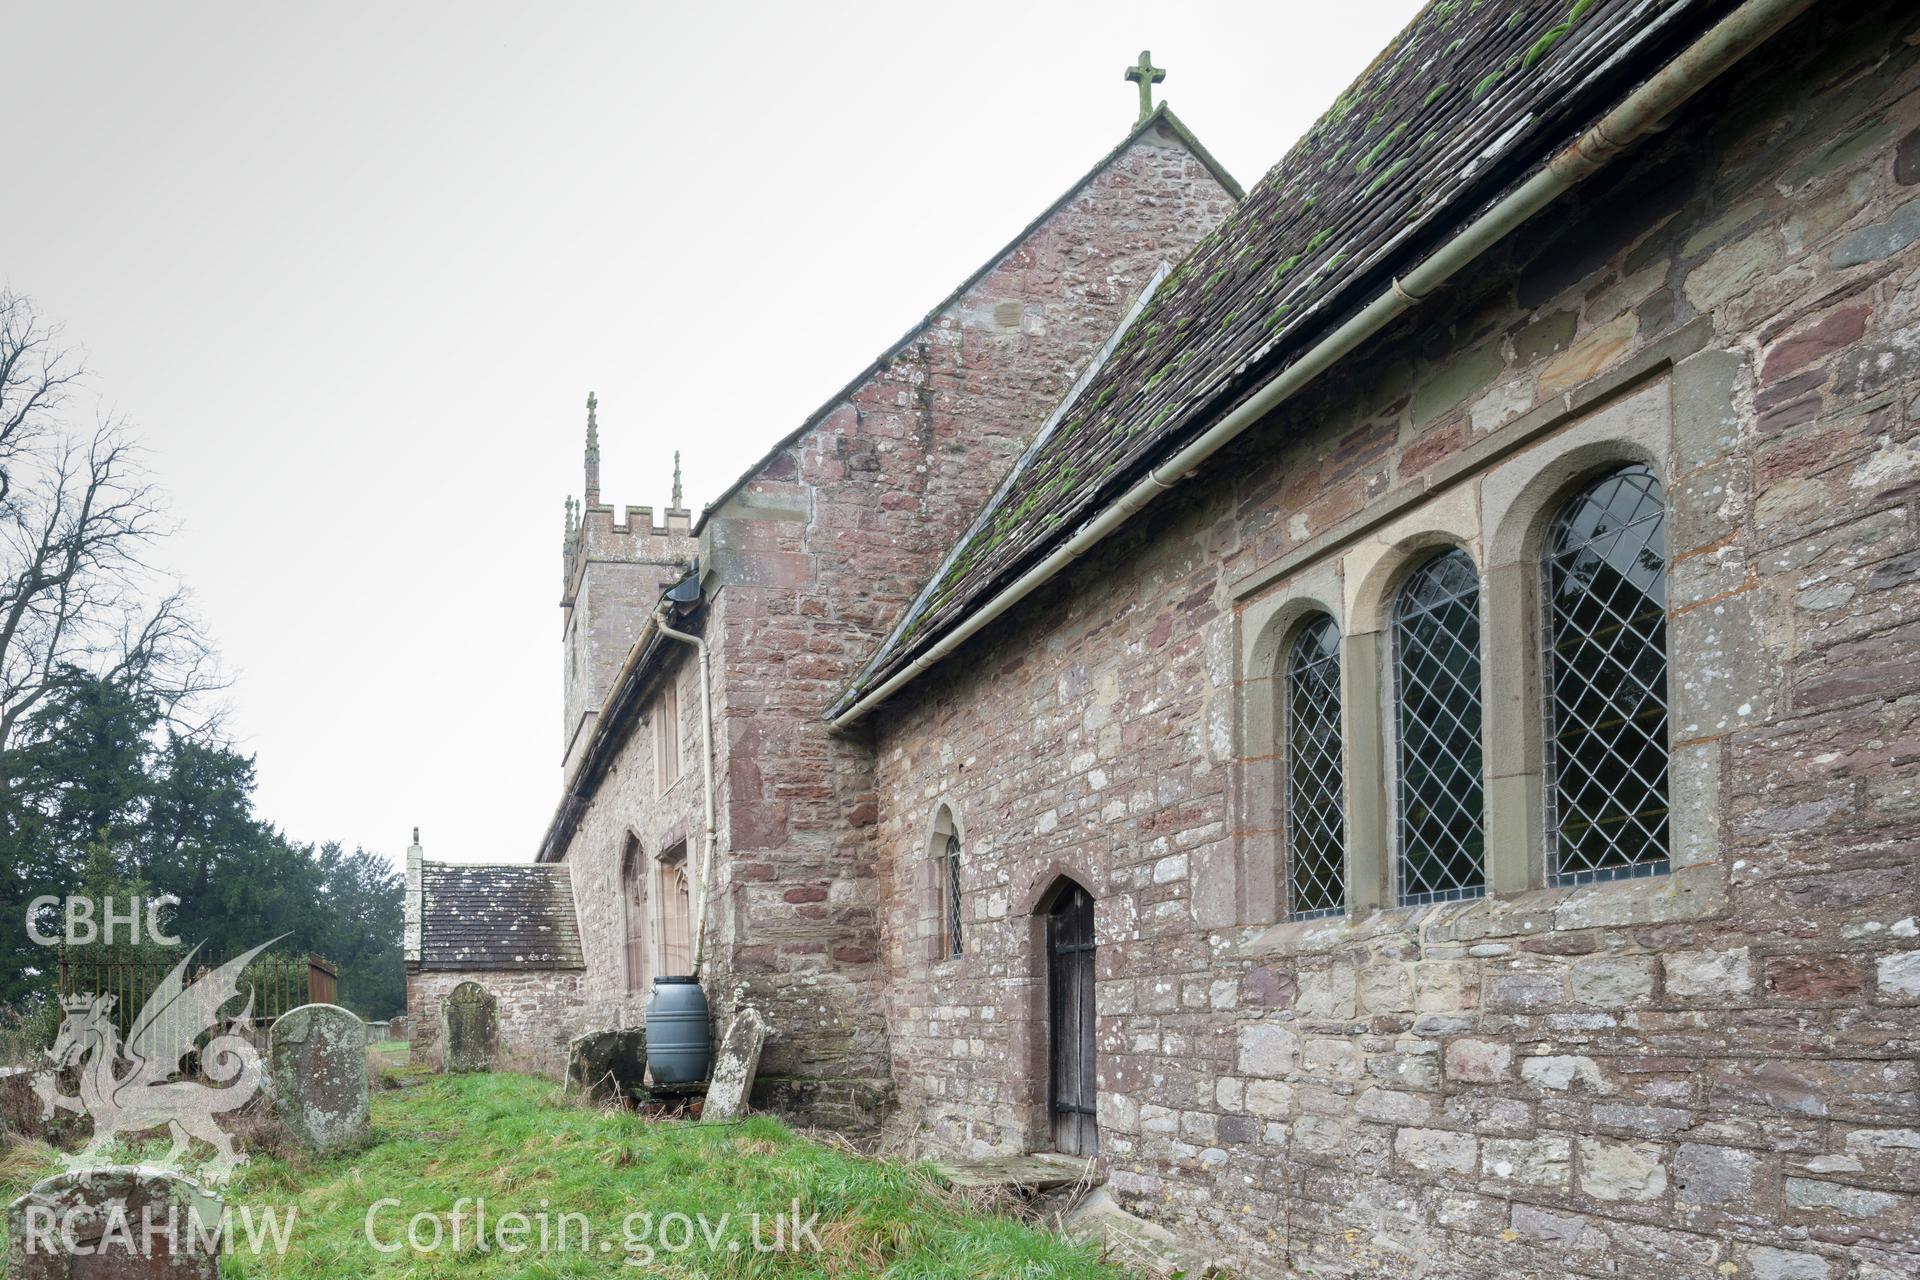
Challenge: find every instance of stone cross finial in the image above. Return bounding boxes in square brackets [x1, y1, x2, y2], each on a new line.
[1125, 51, 1165, 124]
[672, 450, 683, 509]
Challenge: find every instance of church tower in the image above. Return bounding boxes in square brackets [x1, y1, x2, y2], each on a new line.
[560, 392, 697, 779]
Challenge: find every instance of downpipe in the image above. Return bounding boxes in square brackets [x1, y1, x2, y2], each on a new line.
[830, 0, 1818, 730]
[655, 604, 719, 978]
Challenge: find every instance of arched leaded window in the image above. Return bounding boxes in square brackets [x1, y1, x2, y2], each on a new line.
[1543, 465, 1670, 884]
[1394, 548, 1486, 904]
[1284, 614, 1345, 919]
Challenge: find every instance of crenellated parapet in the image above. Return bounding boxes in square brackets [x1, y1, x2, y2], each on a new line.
[559, 398, 697, 770]
[562, 504, 696, 601]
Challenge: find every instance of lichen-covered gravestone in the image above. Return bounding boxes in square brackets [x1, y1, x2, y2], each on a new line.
[701, 1008, 769, 1123]
[566, 1028, 647, 1102]
[268, 1003, 369, 1154]
[6, 1164, 224, 1278]
[441, 981, 498, 1073]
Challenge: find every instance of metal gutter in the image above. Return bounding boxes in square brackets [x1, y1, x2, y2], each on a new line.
[654, 604, 718, 977]
[830, 0, 1817, 730]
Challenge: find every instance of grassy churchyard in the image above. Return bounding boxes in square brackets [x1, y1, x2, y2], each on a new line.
[0, 1072, 1131, 1278]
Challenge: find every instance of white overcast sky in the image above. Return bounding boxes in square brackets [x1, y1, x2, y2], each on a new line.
[4, 1, 1423, 868]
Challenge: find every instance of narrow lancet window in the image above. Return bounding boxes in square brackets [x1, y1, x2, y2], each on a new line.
[1543, 465, 1670, 884]
[1284, 614, 1346, 918]
[1394, 548, 1486, 904]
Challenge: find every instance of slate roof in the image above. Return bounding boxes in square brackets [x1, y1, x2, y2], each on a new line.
[419, 862, 584, 970]
[833, 0, 1744, 717]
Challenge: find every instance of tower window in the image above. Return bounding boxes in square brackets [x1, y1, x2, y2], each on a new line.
[1284, 613, 1345, 919]
[1393, 548, 1486, 905]
[656, 679, 681, 790]
[1543, 465, 1670, 885]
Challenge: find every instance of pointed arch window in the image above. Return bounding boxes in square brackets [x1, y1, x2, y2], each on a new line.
[1394, 548, 1486, 904]
[1543, 465, 1670, 885]
[1284, 613, 1345, 919]
[620, 838, 648, 992]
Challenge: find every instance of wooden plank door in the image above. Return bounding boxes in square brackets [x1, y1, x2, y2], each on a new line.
[1048, 883, 1098, 1156]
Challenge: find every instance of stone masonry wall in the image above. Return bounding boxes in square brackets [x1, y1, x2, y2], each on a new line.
[406, 966, 586, 1075]
[677, 120, 1240, 1128]
[561, 507, 697, 779]
[871, 6, 1920, 1278]
[562, 642, 710, 1034]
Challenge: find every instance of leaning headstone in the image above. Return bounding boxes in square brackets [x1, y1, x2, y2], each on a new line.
[6, 1165, 224, 1278]
[268, 1003, 369, 1154]
[701, 1008, 769, 1123]
[566, 1028, 647, 1102]
[440, 981, 498, 1073]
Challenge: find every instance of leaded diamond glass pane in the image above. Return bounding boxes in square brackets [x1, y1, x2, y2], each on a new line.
[1285, 614, 1345, 919]
[1544, 466, 1670, 885]
[1394, 548, 1487, 905]
[945, 832, 964, 957]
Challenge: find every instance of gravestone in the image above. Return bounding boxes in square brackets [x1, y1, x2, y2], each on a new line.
[566, 1028, 647, 1102]
[0, 1065, 45, 1141]
[268, 1003, 369, 1153]
[701, 1008, 769, 1123]
[440, 982, 497, 1073]
[5, 1165, 224, 1278]
[387, 1015, 408, 1042]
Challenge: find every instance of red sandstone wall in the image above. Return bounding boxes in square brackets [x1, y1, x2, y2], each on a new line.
[559, 120, 1239, 1126]
[871, 6, 1920, 1276]
[406, 967, 587, 1075]
[561, 644, 710, 1033]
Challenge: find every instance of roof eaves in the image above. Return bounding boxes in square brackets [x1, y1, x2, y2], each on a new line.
[826, 259, 1177, 720]
[829, 0, 1766, 718]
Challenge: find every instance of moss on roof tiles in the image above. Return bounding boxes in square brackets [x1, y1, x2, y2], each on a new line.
[833, 0, 1743, 718]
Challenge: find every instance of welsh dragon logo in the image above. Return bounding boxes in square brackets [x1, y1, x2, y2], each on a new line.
[31, 938, 281, 1183]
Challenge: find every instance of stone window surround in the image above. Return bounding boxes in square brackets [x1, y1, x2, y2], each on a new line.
[921, 801, 966, 965]
[1231, 324, 1738, 954]
[654, 841, 693, 977]
[655, 679, 681, 791]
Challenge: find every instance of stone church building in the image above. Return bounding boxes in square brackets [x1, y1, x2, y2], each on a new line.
[409, 1, 1920, 1274]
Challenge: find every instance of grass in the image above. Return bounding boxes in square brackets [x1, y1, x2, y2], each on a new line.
[0, 1072, 1130, 1279]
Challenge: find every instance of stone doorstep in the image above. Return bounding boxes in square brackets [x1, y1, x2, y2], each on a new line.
[933, 1152, 1101, 1192]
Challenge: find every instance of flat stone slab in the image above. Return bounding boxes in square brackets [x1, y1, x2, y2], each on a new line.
[1060, 1186, 1216, 1279]
[6, 1164, 224, 1278]
[567, 1028, 647, 1103]
[933, 1152, 1094, 1192]
[700, 1009, 768, 1123]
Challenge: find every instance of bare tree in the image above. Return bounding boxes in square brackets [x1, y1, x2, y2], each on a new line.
[0, 290, 219, 777]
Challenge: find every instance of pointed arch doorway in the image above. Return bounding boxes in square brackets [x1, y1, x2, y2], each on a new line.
[1047, 881, 1097, 1156]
